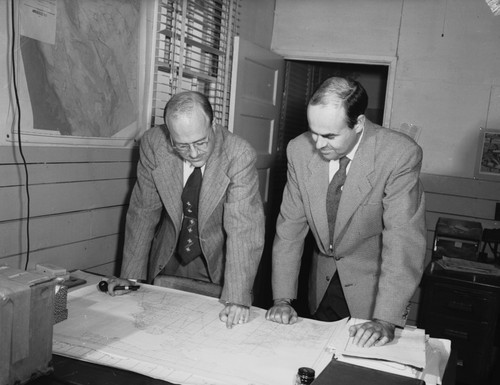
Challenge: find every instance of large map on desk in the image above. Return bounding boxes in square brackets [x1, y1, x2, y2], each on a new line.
[53, 282, 339, 385]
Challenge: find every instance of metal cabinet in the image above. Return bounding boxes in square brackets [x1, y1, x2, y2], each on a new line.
[419, 263, 500, 385]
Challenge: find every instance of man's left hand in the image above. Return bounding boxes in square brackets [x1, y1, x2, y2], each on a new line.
[348, 319, 395, 347]
[219, 303, 249, 329]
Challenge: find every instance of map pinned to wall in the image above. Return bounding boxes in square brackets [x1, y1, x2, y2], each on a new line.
[13, 0, 151, 146]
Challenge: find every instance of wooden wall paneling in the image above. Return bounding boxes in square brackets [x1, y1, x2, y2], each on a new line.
[0, 145, 138, 276]
[425, 192, 496, 220]
[85, 262, 117, 278]
[0, 162, 136, 187]
[1, 234, 123, 273]
[422, 174, 500, 201]
[33, 235, 123, 272]
[0, 145, 138, 164]
[0, 206, 125, 258]
[1, 179, 133, 221]
[90, 206, 128, 238]
[422, 173, 500, 232]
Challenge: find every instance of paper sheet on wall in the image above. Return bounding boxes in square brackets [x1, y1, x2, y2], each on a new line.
[53, 281, 339, 385]
[19, 0, 57, 45]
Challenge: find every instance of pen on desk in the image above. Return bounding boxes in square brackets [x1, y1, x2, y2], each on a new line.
[98, 280, 140, 292]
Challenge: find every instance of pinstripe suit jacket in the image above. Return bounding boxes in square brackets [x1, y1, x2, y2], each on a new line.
[121, 125, 265, 306]
[272, 120, 426, 326]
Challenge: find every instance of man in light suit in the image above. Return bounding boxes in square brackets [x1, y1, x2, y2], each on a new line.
[265, 77, 426, 347]
[106, 91, 265, 329]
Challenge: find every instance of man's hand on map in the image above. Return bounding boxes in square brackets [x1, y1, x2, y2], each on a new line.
[264, 299, 298, 325]
[219, 303, 249, 329]
[348, 319, 395, 347]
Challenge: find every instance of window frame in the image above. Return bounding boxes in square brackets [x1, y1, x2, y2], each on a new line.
[150, 0, 239, 131]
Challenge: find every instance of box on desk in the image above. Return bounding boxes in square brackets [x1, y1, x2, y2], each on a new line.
[432, 217, 483, 261]
[0, 265, 56, 385]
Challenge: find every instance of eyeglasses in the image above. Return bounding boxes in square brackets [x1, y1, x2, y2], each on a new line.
[171, 136, 210, 153]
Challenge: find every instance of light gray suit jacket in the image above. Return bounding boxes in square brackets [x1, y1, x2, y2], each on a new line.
[272, 120, 426, 326]
[121, 125, 265, 307]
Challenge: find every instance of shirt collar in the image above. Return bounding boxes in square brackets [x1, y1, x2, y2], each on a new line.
[183, 161, 205, 185]
[346, 126, 364, 161]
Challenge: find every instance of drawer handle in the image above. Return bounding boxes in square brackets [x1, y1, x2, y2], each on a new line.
[446, 301, 473, 313]
[444, 328, 468, 340]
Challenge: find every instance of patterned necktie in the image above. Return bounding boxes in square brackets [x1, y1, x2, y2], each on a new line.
[177, 167, 202, 265]
[326, 156, 350, 252]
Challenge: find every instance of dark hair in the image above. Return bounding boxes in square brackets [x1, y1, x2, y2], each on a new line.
[309, 77, 368, 128]
[163, 91, 214, 125]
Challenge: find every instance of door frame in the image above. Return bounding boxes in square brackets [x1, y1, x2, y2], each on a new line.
[274, 51, 397, 128]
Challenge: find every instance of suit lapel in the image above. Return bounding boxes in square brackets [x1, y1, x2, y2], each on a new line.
[152, 143, 183, 232]
[333, 122, 377, 245]
[306, 151, 331, 252]
[199, 127, 229, 231]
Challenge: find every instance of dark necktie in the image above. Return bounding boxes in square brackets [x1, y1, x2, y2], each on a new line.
[326, 156, 350, 252]
[177, 167, 202, 265]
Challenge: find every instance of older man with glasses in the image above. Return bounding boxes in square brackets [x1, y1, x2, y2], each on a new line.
[106, 91, 265, 329]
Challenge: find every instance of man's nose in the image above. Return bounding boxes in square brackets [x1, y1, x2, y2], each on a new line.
[188, 144, 199, 157]
[315, 135, 326, 149]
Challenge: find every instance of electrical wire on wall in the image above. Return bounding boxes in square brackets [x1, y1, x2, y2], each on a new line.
[10, 0, 31, 270]
[441, 0, 448, 37]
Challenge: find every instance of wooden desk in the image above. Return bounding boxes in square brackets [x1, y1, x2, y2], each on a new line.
[313, 350, 456, 385]
[27, 351, 456, 385]
[28, 355, 176, 385]
[28, 272, 453, 385]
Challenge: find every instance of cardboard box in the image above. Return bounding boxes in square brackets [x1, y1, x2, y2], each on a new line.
[0, 266, 55, 385]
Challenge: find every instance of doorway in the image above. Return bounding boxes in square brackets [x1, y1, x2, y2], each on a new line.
[253, 59, 389, 316]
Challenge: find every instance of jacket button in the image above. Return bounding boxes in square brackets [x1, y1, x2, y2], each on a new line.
[326, 276, 331, 281]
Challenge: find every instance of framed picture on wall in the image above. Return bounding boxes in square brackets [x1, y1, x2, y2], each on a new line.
[474, 127, 500, 180]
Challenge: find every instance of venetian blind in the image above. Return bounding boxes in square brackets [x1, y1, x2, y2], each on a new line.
[152, 0, 239, 128]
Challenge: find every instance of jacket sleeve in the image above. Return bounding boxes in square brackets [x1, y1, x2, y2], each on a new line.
[373, 142, 426, 327]
[220, 144, 265, 307]
[271, 141, 310, 301]
[121, 130, 163, 280]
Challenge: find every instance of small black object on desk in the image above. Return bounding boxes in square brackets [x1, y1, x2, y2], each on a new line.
[98, 280, 141, 292]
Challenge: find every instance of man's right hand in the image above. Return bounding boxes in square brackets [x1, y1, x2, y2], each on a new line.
[265, 299, 298, 324]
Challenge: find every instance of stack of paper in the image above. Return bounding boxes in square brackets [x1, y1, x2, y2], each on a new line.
[330, 318, 450, 385]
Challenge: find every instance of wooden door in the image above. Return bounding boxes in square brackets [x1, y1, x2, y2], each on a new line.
[229, 36, 284, 216]
[228, 36, 284, 307]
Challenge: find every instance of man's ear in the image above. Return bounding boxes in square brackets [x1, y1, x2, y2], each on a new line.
[355, 115, 366, 133]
